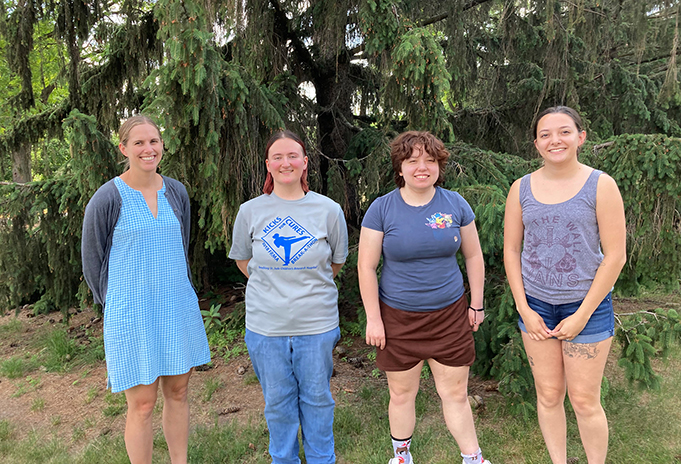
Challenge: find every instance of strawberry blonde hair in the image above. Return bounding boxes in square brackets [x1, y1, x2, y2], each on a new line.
[262, 130, 310, 194]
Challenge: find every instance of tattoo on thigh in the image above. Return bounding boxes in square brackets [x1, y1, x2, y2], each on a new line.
[528, 355, 535, 367]
[563, 342, 600, 359]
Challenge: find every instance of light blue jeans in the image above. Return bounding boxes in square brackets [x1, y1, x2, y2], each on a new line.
[245, 327, 340, 464]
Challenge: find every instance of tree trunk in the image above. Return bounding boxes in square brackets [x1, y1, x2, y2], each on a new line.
[12, 143, 32, 183]
[314, 58, 361, 227]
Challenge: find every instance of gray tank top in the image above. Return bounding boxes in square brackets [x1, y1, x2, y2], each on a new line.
[520, 169, 604, 304]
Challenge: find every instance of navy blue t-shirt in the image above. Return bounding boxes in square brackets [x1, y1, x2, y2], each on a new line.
[362, 187, 475, 312]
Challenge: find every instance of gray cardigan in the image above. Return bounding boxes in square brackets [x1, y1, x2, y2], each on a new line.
[81, 176, 193, 306]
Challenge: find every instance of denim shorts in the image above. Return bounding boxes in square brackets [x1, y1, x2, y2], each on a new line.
[518, 292, 615, 344]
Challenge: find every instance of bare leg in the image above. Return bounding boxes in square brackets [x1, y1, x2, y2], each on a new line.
[563, 338, 612, 464]
[522, 333, 567, 464]
[428, 359, 479, 455]
[386, 361, 423, 439]
[124, 380, 159, 464]
[160, 370, 193, 464]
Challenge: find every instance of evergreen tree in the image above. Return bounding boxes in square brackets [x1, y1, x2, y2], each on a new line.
[0, 0, 679, 407]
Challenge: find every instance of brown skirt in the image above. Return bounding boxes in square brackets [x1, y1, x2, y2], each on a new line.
[376, 295, 476, 372]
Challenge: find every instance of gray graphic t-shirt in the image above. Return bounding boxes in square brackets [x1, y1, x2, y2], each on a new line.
[520, 170, 604, 304]
[229, 192, 348, 336]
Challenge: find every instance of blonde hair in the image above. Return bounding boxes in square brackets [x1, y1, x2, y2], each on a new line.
[119, 114, 162, 146]
[118, 115, 162, 170]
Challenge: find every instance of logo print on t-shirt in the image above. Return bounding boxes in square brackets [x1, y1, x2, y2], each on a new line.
[525, 219, 581, 287]
[261, 216, 318, 266]
[425, 212, 453, 229]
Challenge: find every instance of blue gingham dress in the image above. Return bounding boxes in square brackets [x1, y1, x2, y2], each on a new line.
[104, 177, 210, 393]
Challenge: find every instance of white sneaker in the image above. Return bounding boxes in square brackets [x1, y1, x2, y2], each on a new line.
[388, 459, 402, 464]
[388, 456, 414, 464]
[462, 459, 492, 464]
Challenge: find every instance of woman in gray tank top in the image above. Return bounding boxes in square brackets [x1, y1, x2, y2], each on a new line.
[504, 106, 626, 464]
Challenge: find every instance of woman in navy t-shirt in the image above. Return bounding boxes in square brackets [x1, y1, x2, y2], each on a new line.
[358, 131, 492, 464]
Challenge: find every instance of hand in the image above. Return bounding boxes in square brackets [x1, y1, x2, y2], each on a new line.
[468, 308, 484, 332]
[549, 313, 588, 341]
[365, 318, 386, 350]
[520, 307, 552, 341]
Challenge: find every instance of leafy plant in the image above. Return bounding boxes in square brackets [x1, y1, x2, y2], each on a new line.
[201, 304, 224, 335]
[615, 307, 681, 389]
[340, 311, 366, 338]
[221, 302, 246, 332]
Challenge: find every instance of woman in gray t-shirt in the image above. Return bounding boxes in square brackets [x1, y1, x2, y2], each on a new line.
[229, 130, 348, 464]
[504, 106, 626, 464]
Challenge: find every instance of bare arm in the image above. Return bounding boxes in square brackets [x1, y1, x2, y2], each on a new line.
[331, 262, 344, 278]
[459, 221, 485, 331]
[235, 259, 250, 279]
[504, 178, 552, 340]
[357, 227, 386, 349]
[550, 174, 626, 340]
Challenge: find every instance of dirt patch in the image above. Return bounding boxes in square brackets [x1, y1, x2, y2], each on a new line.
[0, 306, 389, 452]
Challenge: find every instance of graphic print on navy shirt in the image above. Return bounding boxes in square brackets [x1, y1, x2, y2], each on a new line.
[425, 212, 460, 243]
[525, 215, 581, 288]
[261, 215, 318, 266]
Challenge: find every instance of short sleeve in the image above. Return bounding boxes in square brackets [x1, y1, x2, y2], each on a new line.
[228, 205, 253, 260]
[361, 196, 384, 232]
[457, 192, 476, 227]
[329, 205, 349, 264]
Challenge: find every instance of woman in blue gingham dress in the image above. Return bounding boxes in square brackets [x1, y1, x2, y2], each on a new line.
[105, 176, 210, 392]
[82, 115, 209, 464]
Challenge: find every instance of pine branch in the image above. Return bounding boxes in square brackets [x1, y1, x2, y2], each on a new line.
[634, 48, 681, 67]
[560, 0, 607, 18]
[647, 4, 679, 20]
[350, 0, 493, 57]
[0, 181, 30, 186]
[592, 141, 614, 152]
[419, 0, 493, 27]
[0, 102, 70, 156]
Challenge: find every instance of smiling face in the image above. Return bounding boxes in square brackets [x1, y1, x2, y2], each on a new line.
[534, 113, 586, 165]
[400, 144, 439, 192]
[266, 137, 308, 190]
[119, 123, 163, 173]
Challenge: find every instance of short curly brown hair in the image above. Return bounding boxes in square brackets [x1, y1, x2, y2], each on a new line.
[390, 131, 449, 188]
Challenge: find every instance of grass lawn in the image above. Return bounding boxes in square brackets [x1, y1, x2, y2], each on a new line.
[1, 294, 680, 463]
[0, 343, 679, 463]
